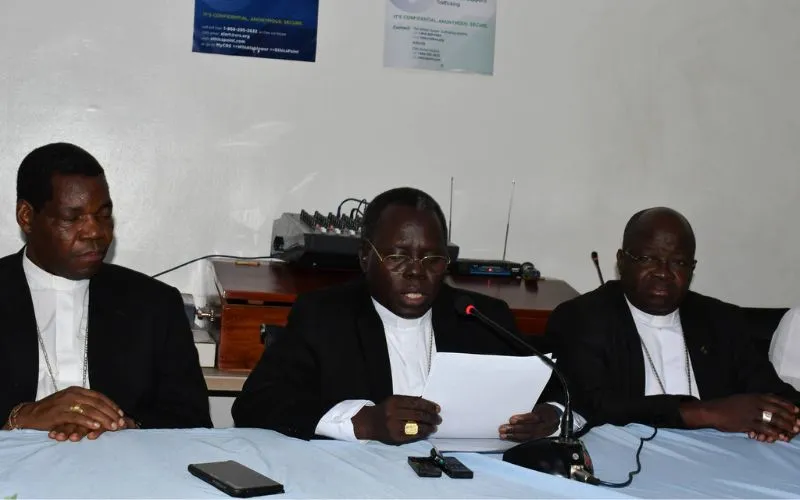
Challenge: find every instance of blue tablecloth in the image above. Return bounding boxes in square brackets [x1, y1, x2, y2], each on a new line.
[582, 424, 800, 498]
[0, 427, 626, 499]
[1, 424, 798, 498]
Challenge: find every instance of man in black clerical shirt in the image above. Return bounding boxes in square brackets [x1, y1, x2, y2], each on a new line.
[1, 143, 211, 441]
[233, 187, 561, 444]
[547, 207, 800, 443]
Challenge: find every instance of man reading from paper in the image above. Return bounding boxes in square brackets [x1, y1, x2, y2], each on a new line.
[0, 143, 212, 441]
[233, 187, 560, 443]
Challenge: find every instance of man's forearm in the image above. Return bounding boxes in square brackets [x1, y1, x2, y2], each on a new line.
[679, 400, 714, 429]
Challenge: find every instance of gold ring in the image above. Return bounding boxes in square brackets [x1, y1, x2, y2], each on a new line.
[69, 404, 84, 415]
[404, 421, 419, 436]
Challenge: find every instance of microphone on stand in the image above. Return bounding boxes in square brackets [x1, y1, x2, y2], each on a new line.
[591, 251, 605, 285]
[454, 296, 594, 482]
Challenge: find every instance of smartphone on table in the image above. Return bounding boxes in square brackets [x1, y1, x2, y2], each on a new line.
[188, 460, 284, 497]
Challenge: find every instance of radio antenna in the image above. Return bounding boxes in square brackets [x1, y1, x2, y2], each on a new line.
[448, 176, 454, 243]
[501, 180, 516, 261]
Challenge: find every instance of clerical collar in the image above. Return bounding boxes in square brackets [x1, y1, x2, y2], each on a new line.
[23, 250, 89, 291]
[371, 298, 432, 330]
[625, 296, 681, 329]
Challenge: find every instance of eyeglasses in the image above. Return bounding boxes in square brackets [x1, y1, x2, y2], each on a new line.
[622, 249, 696, 272]
[365, 240, 450, 274]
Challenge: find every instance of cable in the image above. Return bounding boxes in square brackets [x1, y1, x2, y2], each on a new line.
[587, 426, 658, 488]
[347, 199, 368, 220]
[156, 199, 370, 280]
[150, 254, 274, 279]
[572, 422, 595, 440]
[336, 197, 364, 218]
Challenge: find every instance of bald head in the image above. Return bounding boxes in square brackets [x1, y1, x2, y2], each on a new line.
[617, 207, 697, 315]
[622, 207, 696, 255]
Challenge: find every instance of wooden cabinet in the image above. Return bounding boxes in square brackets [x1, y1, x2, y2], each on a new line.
[207, 260, 578, 371]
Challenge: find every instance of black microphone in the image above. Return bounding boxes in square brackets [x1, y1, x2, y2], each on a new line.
[454, 296, 594, 481]
[591, 251, 605, 285]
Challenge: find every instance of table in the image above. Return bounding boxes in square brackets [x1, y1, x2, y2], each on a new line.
[203, 367, 247, 393]
[207, 260, 578, 371]
[210, 260, 578, 333]
[2, 424, 799, 498]
[581, 424, 800, 498]
[0, 428, 623, 499]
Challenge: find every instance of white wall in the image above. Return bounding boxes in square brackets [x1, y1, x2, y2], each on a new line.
[210, 397, 234, 429]
[1, 0, 799, 307]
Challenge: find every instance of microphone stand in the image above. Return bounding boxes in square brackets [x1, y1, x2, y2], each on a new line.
[463, 304, 594, 481]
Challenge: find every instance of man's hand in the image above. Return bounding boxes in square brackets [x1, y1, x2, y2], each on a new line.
[352, 395, 441, 444]
[499, 403, 560, 442]
[48, 423, 94, 442]
[15, 387, 126, 434]
[48, 416, 139, 442]
[680, 394, 800, 443]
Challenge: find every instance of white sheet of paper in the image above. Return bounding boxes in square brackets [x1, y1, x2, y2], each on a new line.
[429, 438, 516, 453]
[421, 352, 553, 439]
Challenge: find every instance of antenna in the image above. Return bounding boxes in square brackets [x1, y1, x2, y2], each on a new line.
[448, 176, 454, 243]
[501, 180, 516, 261]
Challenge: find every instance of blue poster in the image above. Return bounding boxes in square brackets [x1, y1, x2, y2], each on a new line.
[193, 0, 319, 62]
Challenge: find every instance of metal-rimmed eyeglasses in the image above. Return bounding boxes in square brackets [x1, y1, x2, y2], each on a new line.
[621, 249, 696, 272]
[365, 240, 450, 274]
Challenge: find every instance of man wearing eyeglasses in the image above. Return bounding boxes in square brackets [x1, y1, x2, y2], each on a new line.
[233, 187, 562, 444]
[546, 207, 800, 442]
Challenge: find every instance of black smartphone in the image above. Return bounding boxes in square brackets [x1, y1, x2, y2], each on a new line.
[408, 457, 442, 477]
[188, 460, 284, 497]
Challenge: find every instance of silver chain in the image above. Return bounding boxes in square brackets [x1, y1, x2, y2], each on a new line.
[426, 324, 434, 375]
[35, 286, 90, 392]
[640, 333, 693, 397]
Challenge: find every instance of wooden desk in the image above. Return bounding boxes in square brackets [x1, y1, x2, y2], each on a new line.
[203, 367, 247, 393]
[206, 260, 578, 374]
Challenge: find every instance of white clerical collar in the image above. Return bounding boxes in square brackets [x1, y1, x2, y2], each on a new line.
[23, 250, 90, 292]
[625, 296, 681, 329]
[371, 298, 432, 330]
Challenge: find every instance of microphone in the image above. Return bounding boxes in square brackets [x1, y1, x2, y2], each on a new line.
[591, 251, 605, 285]
[455, 296, 594, 481]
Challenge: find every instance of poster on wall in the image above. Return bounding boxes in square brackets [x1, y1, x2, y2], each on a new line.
[384, 0, 497, 75]
[192, 0, 319, 62]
